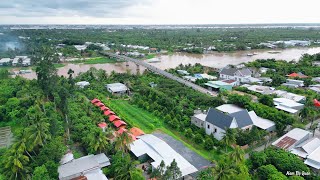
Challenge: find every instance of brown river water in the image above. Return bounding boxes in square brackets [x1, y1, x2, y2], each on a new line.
[13, 47, 320, 80]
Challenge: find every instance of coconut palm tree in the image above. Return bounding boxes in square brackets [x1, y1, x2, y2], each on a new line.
[12, 130, 34, 160]
[27, 118, 51, 148]
[221, 129, 236, 152]
[212, 158, 236, 180]
[114, 132, 133, 154]
[84, 129, 109, 153]
[1, 149, 31, 180]
[229, 145, 245, 164]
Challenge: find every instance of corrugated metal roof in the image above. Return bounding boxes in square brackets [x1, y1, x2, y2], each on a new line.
[206, 108, 234, 129]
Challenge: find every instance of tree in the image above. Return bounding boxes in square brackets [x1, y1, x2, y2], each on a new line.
[259, 95, 274, 107]
[249, 151, 267, 170]
[194, 133, 203, 144]
[212, 158, 236, 180]
[1, 149, 31, 180]
[221, 129, 236, 152]
[167, 159, 182, 180]
[229, 145, 245, 164]
[196, 168, 214, 180]
[109, 151, 140, 180]
[27, 118, 51, 148]
[32, 165, 50, 180]
[114, 132, 133, 154]
[12, 129, 34, 160]
[34, 47, 58, 99]
[83, 128, 109, 154]
[257, 164, 287, 180]
[204, 137, 214, 150]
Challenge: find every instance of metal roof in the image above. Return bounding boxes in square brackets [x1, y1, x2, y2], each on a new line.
[304, 146, 320, 170]
[248, 111, 275, 130]
[105, 83, 128, 93]
[216, 104, 245, 114]
[130, 134, 197, 177]
[272, 128, 311, 150]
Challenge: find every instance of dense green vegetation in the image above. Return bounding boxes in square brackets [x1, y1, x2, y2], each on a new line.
[2, 27, 320, 58]
[71, 57, 118, 64]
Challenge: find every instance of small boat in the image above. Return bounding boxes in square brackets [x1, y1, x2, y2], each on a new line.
[147, 58, 161, 63]
[247, 53, 254, 56]
[268, 51, 281, 54]
[253, 52, 258, 55]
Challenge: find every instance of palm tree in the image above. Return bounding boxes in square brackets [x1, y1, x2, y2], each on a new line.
[114, 132, 133, 154]
[229, 145, 245, 164]
[1, 149, 31, 180]
[84, 129, 109, 153]
[212, 159, 236, 180]
[221, 129, 236, 152]
[12, 130, 34, 160]
[27, 118, 51, 148]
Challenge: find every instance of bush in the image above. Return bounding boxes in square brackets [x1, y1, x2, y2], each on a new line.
[194, 133, 203, 144]
[204, 138, 214, 150]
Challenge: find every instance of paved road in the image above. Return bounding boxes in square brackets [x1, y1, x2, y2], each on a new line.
[102, 52, 218, 97]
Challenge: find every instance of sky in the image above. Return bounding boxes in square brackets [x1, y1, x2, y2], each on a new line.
[0, 0, 320, 24]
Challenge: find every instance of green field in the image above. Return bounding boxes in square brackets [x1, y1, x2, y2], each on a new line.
[105, 99, 220, 161]
[145, 54, 156, 59]
[72, 57, 117, 64]
[53, 64, 65, 68]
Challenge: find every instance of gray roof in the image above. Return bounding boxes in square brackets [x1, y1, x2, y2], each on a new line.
[206, 108, 234, 129]
[229, 110, 254, 128]
[220, 67, 238, 76]
[220, 66, 252, 76]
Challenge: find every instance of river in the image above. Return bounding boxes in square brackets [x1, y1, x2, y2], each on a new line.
[13, 47, 320, 79]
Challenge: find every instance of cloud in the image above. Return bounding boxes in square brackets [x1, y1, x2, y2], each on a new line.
[0, 0, 150, 18]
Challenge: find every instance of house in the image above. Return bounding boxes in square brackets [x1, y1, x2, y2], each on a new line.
[245, 85, 275, 95]
[204, 81, 233, 91]
[58, 153, 110, 180]
[272, 128, 320, 170]
[312, 77, 320, 83]
[273, 98, 304, 114]
[248, 111, 276, 132]
[22, 58, 31, 66]
[0, 58, 12, 66]
[182, 75, 198, 82]
[205, 108, 253, 140]
[194, 73, 217, 80]
[75, 81, 90, 88]
[105, 83, 129, 95]
[130, 134, 198, 178]
[287, 72, 308, 79]
[309, 84, 320, 94]
[219, 66, 252, 85]
[282, 79, 304, 88]
[191, 110, 207, 128]
[74, 45, 87, 51]
[221, 79, 238, 87]
[272, 128, 311, 151]
[272, 90, 306, 103]
[177, 70, 190, 75]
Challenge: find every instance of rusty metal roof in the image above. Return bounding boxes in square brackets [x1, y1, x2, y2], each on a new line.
[275, 136, 297, 150]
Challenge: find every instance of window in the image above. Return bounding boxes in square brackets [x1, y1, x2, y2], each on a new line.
[207, 124, 210, 129]
[214, 128, 217, 133]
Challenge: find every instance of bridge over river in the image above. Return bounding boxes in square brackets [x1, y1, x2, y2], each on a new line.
[101, 52, 218, 96]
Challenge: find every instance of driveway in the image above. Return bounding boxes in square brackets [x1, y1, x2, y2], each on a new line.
[152, 132, 212, 170]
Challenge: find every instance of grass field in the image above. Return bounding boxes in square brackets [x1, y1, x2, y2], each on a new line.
[105, 99, 221, 161]
[72, 57, 117, 64]
[145, 54, 156, 59]
[53, 64, 65, 68]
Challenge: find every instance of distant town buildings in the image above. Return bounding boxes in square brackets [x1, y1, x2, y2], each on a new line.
[219, 66, 252, 85]
[0, 56, 31, 66]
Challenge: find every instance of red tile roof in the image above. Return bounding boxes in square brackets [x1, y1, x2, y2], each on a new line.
[98, 122, 107, 128]
[104, 110, 115, 116]
[117, 128, 127, 134]
[314, 99, 320, 107]
[95, 102, 105, 107]
[91, 98, 100, 104]
[287, 72, 308, 78]
[113, 120, 127, 128]
[100, 106, 109, 111]
[130, 127, 145, 137]
[109, 115, 121, 122]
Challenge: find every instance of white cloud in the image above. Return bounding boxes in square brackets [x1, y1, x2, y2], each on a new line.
[0, 0, 319, 24]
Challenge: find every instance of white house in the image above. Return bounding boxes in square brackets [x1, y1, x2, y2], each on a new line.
[282, 79, 304, 88]
[219, 66, 252, 85]
[205, 108, 254, 140]
[75, 81, 90, 88]
[272, 90, 306, 103]
[272, 128, 311, 151]
[105, 83, 129, 95]
[0, 58, 12, 66]
[273, 98, 304, 114]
